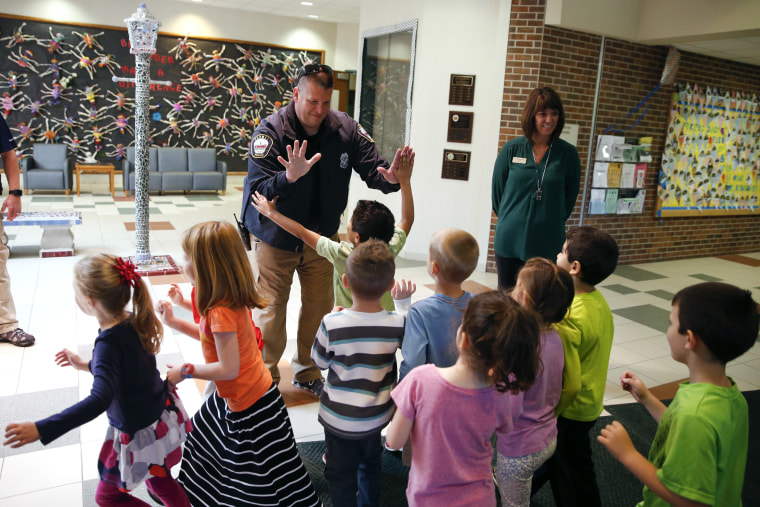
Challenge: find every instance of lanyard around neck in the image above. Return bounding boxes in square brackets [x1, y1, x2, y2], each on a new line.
[531, 144, 552, 201]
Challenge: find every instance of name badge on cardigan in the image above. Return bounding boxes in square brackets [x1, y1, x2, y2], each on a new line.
[512, 157, 527, 164]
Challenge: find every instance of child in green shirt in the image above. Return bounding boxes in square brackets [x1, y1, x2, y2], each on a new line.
[533, 226, 619, 506]
[599, 282, 759, 506]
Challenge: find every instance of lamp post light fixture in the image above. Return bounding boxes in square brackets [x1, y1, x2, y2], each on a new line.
[125, 3, 160, 54]
[113, 4, 171, 265]
[125, 3, 159, 263]
[113, 4, 178, 275]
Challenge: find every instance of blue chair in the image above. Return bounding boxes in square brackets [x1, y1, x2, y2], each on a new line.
[21, 143, 73, 195]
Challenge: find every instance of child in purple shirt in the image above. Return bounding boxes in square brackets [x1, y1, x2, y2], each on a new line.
[386, 291, 542, 506]
[496, 257, 575, 506]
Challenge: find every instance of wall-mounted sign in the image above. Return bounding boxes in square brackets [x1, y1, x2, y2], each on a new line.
[441, 150, 471, 181]
[448, 74, 475, 106]
[447, 111, 473, 143]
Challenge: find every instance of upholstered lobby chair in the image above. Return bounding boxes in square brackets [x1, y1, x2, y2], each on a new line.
[21, 143, 73, 195]
[122, 146, 160, 195]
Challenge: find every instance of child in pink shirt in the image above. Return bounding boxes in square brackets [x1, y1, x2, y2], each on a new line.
[386, 291, 542, 506]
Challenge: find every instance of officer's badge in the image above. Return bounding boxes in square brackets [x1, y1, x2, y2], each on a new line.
[357, 124, 375, 143]
[251, 134, 273, 158]
[340, 153, 349, 169]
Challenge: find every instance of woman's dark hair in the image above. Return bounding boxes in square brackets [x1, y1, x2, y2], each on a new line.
[521, 86, 565, 143]
[460, 291, 541, 393]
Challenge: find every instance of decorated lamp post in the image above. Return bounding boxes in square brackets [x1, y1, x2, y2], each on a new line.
[113, 4, 170, 263]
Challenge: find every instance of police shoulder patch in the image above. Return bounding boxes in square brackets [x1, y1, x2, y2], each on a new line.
[251, 134, 273, 158]
[357, 124, 375, 143]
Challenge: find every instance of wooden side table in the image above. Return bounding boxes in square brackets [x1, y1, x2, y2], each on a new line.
[75, 163, 115, 198]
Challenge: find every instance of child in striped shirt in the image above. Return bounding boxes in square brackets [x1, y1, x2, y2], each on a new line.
[311, 239, 405, 506]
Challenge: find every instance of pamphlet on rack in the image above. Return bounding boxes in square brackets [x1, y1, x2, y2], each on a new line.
[595, 135, 625, 161]
[593, 162, 609, 188]
[607, 163, 622, 187]
[616, 190, 646, 214]
[620, 164, 636, 188]
[634, 163, 647, 188]
[589, 189, 606, 214]
[605, 189, 619, 214]
[622, 146, 638, 163]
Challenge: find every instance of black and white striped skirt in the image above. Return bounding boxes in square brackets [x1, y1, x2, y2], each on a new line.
[178, 383, 321, 506]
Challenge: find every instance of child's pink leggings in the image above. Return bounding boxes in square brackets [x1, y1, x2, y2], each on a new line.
[94, 475, 190, 506]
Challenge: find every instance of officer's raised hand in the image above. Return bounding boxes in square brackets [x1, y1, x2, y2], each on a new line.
[279, 140, 322, 183]
[378, 145, 415, 185]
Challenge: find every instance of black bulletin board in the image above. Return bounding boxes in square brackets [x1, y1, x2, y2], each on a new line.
[0, 14, 323, 172]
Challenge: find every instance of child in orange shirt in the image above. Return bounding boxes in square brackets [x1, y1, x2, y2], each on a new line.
[157, 221, 319, 506]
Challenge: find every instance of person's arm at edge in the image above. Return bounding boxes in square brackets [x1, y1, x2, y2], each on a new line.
[350, 121, 405, 192]
[554, 321, 581, 415]
[167, 284, 193, 313]
[399, 308, 427, 380]
[395, 151, 414, 235]
[252, 192, 321, 250]
[385, 407, 413, 450]
[1, 148, 23, 222]
[492, 144, 510, 214]
[621, 370, 667, 423]
[391, 279, 416, 315]
[156, 300, 201, 340]
[167, 331, 240, 385]
[598, 421, 709, 507]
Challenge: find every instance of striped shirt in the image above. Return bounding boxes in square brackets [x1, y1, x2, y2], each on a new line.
[311, 309, 405, 439]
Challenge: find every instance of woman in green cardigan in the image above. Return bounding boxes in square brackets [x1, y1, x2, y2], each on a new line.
[492, 87, 581, 289]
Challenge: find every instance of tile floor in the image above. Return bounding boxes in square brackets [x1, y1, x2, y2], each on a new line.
[0, 174, 758, 505]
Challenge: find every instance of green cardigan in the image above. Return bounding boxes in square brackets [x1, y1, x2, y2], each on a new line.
[491, 136, 581, 260]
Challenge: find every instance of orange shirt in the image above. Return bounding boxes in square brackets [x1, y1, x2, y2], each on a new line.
[199, 306, 272, 412]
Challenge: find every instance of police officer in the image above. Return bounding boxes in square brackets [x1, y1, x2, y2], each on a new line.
[242, 63, 412, 394]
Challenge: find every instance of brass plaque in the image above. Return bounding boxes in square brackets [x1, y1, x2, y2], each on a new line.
[448, 74, 475, 106]
[447, 111, 473, 144]
[441, 150, 471, 181]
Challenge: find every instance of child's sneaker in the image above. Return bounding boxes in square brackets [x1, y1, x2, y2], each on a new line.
[292, 377, 325, 396]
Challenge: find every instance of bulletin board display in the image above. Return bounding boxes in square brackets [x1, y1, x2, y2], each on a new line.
[0, 14, 323, 172]
[656, 83, 759, 217]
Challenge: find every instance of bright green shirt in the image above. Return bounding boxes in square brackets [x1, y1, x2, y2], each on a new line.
[639, 380, 748, 506]
[554, 289, 614, 420]
[491, 136, 581, 260]
[316, 227, 407, 311]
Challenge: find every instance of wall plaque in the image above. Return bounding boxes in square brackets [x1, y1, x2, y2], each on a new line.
[448, 74, 475, 106]
[441, 150, 470, 181]
[447, 111, 473, 143]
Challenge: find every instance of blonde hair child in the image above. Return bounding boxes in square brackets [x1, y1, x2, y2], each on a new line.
[156, 221, 319, 506]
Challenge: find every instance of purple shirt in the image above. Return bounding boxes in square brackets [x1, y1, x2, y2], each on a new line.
[392, 364, 514, 507]
[497, 329, 564, 457]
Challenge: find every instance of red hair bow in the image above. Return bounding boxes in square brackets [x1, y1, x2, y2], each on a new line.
[115, 257, 139, 288]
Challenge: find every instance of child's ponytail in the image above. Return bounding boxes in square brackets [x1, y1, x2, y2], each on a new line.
[461, 291, 541, 394]
[129, 271, 163, 355]
[74, 254, 163, 354]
